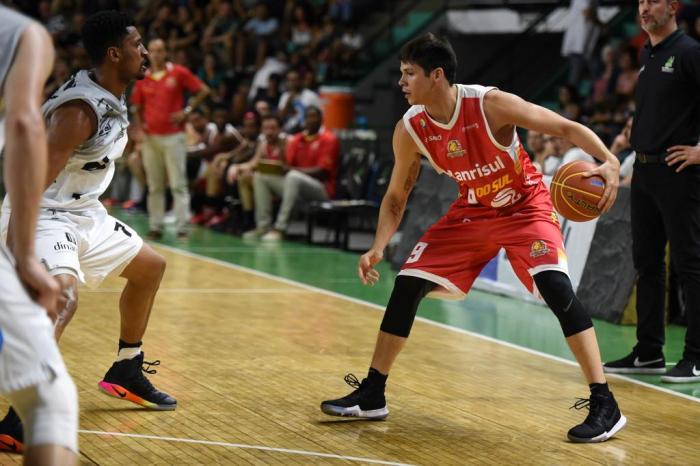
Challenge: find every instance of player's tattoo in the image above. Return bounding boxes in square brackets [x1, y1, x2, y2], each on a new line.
[404, 159, 421, 192]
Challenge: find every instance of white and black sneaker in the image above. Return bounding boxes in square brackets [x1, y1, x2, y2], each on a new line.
[320, 373, 389, 420]
[603, 349, 665, 375]
[660, 359, 700, 383]
[568, 392, 627, 443]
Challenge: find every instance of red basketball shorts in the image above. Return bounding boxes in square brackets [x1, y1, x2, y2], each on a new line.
[399, 195, 568, 300]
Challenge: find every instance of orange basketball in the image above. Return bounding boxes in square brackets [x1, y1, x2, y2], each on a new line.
[550, 160, 605, 222]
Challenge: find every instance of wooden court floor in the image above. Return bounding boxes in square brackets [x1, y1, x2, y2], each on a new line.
[2, 245, 700, 465]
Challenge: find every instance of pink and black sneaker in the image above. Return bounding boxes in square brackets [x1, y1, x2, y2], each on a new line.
[98, 352, 176, 410]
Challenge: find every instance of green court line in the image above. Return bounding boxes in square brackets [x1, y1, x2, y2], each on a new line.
[112, 209, 698, 399]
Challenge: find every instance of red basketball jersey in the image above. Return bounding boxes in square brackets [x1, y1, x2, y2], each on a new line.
[403, 85, 544, 215]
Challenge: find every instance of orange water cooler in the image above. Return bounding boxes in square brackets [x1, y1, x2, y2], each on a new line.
[320, 86, 354, 130]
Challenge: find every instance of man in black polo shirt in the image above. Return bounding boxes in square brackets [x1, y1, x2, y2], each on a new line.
[604, 0, 700, 382]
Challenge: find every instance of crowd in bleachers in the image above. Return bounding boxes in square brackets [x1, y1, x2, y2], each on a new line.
[3, 1, 670, 242]
[5, 0, 368, 240]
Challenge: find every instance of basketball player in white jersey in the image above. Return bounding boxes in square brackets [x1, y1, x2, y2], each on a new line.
[0, 5, 78, 464]
[321, 33, 626, 443]
[0, 10, 175, 452]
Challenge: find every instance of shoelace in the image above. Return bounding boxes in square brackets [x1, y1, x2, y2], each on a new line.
[570, 398, 590, 410]
[142, 359, 160, 375]
[344, 373, 361, 389]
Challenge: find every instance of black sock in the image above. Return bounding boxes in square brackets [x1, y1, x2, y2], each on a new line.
[589, 382, 610, 397]
[367, 367, 388, 387]
[118, 339, 142, 350]
[4, 407, 19, 424]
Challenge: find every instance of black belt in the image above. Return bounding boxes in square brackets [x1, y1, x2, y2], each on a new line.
[636, 153, 666, 164]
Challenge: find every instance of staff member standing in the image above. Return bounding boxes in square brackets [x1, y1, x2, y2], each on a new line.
[605, 0, 700, 382]
[131, 38, 210, 239]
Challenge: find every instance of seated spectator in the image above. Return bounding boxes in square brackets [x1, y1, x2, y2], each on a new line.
[557, 84, 582, 121]
[542, 136, 563, 175]
[278, 68, 322, 133]
[236, 2, 280, 70]
[526, 130, 547, 172]
[591, 44, 620, 105]
[558, 139, 596, 167]
[239, 115, 288, 237]
[611, 116, 635, 186]
[244, 107, 339, 241]
[168, 5, 200, 52]
[198, 52, 225, 90]
[254, 99, 274, 118]
[615, 46, 639, 98]
[287, 3, 315, 53]
[201, 0, 239, 65]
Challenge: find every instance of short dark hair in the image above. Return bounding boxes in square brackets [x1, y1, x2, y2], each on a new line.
[81, 10, 134, 65]
[262, 114, 281, 125]
[305, 105, 322, 118]
[399, 33, 457, 84]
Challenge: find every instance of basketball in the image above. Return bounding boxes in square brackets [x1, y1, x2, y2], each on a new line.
[550, 160, 605, 222]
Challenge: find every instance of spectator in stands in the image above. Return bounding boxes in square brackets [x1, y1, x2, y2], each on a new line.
[201, 0, 239, 66]
[611, 116, 635, 186]
[542, 136, 564, 175]
[559, 139, 597, 167]
[526, 130, 547, 172]
[329, 0, 353, 24]
[131, 38, 210, 239]
[220, 112, 263, 230]
[287, 3, 314, 54]
[254, 99, 274, 118]
[561, 0, 601, 85]
[237, 2, 280, 71]
[558, 84, 582, 121]
[198, 52, 225, 90]
[615, 46, 639, 98]
[679, 0, 700, 42]
[591, 44, 620, 105]
[168, 4, 200, 52]
[278, 68, 322, 133]
[245, 107, 339, 241]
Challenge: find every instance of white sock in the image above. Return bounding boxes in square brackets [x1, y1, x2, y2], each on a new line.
[117, 346, 142, 362]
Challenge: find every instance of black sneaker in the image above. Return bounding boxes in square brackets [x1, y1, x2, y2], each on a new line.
[98, 352, 177, 410]
[320, 374, 389, 420]
[567, 393, 627, 443]
[660, 359, 700, 383]
[0, 407, 23, 454]
[603, 349, 665, 374]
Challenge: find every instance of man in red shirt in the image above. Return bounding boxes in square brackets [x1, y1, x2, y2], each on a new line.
[130, 38, 209, 239]
[246, 107, 340, 241]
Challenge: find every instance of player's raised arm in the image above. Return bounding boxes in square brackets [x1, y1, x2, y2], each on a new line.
[44, 100, 97, 189]
[358, 120, 422, 286]
[483, 89, 620, 213]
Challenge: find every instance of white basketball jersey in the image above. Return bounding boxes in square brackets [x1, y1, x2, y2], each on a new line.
[5, 70, 129, 212]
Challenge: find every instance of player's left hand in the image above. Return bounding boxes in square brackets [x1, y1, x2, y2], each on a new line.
[583, 159, 619, 213]
[666, 145, 700, 172]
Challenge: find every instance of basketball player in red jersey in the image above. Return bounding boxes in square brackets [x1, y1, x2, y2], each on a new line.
[320, 33, 625, 443]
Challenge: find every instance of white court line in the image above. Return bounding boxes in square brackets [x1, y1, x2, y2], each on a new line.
[81, 288, 311, 294]
[156, 243, 700, 405]
[78, 430, 413, 466]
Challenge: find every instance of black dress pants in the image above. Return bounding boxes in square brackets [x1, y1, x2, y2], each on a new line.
[631, 162, 700, 360]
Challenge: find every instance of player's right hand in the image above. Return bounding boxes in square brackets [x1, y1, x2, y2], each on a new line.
[16, 257, 60, 321]
[358, 249, 383, 286]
